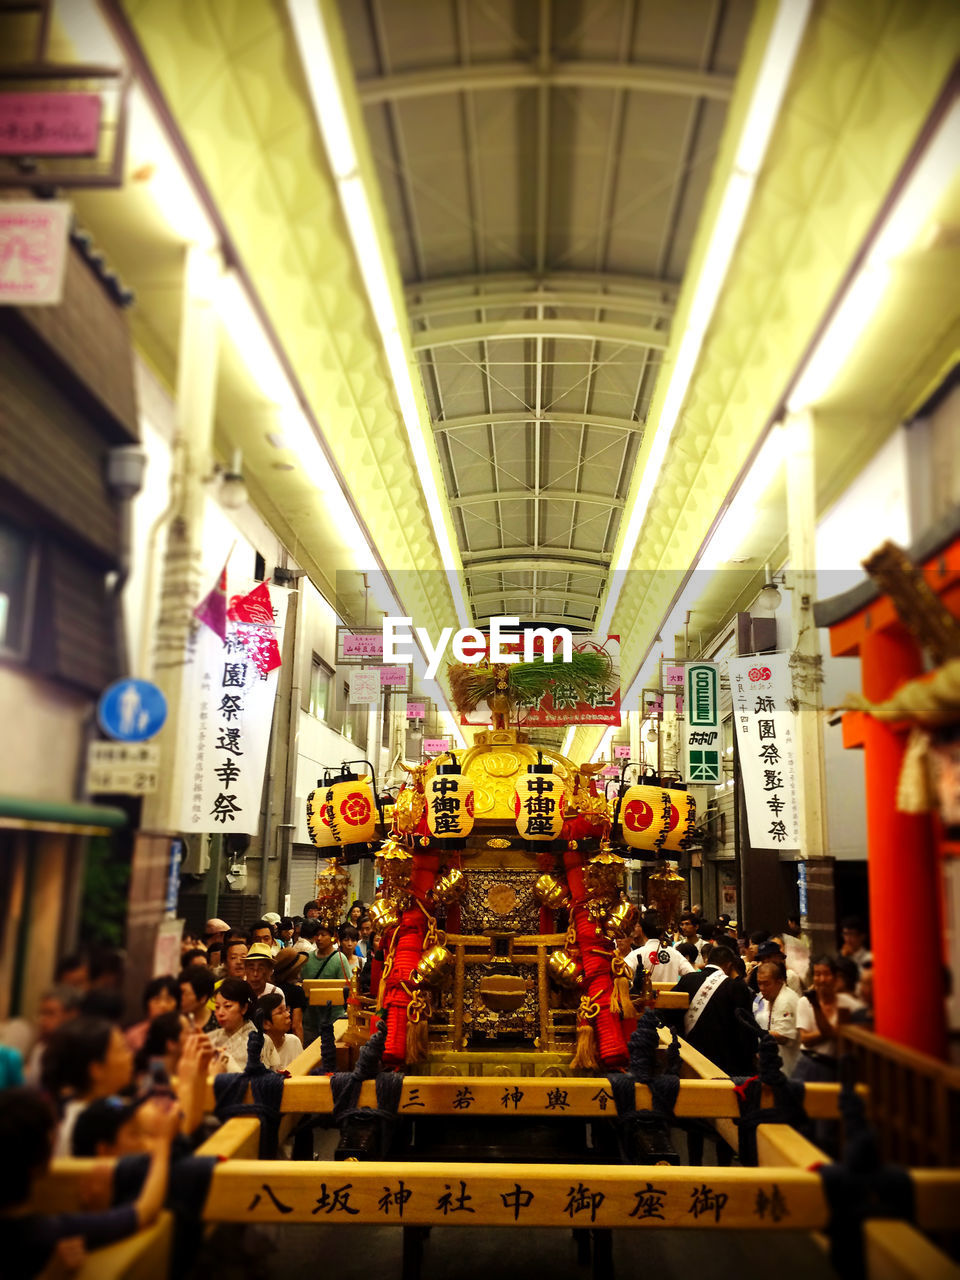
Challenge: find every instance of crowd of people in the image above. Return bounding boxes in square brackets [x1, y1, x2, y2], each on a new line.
[0, 899, 377, 1278]
[0, 897, 871, 1275]
[620, 906, 873, 1088]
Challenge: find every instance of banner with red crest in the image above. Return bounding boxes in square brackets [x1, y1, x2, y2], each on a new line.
[179, 580, 288, 833]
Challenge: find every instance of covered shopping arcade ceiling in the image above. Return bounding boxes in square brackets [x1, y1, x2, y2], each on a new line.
[14, 0, 958, 749]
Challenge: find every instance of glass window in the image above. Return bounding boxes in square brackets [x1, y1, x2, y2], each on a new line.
[0, 519, 35, 658]
[308, 656, 334, 722]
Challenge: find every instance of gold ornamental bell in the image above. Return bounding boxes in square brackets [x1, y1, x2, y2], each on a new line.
[368, 898, 399, 932]
[604, 899, 638, 940]
[547, 948, 583, 989]
[533, 873, 571, 912]
[415, 945, 454, 987]
[433, 867, 466, 905]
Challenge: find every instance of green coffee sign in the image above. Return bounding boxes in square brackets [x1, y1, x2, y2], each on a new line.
[683, 662, 721, 783]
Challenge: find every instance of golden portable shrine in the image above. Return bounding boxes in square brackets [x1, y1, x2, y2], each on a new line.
[305, 725, 697, 1076]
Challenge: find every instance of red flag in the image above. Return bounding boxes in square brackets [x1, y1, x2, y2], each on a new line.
[228, 580, 274, 625]
[193, 562, 228, 641]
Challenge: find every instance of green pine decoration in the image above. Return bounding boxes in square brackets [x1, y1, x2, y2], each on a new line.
[448, 650, 615, 727]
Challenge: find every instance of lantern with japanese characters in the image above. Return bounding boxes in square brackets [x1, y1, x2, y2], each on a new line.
[425, 756, 474, 846]
[659, 787, 697, 853]
[323, 766, 378, 847]
[306, 775, 338, 850]
[615, 784, 671, 853]
[514, 755, 565, 841]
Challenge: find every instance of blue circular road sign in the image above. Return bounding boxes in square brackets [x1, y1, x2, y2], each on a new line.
[97, 679, 167, 742]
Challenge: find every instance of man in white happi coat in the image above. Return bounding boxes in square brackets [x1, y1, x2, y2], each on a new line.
[752, 960, 800, 1075]
[627, 912, 695, 989]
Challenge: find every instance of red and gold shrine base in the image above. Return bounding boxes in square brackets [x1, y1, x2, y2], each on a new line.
[382, 850, 440, 1066]
[564, 849, 629, 1069]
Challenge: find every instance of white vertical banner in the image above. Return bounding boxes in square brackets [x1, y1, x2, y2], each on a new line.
[179, 582, 288, 833]
[728, 654, 800, 850]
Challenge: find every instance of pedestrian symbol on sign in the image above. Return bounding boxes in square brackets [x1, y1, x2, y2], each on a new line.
[98, 679, 167, 743]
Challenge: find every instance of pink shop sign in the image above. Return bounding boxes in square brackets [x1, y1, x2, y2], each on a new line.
[0, 93, 102, 156]
[380, 666, 407, 686]
[406, 702, 426, 719]
[342, 633, 383, 657]
[423, 738, 450, 755]
[0, 201, 70, 305]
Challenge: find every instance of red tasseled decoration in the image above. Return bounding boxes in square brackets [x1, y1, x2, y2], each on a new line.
[563, 850, 628, 1068]
[381, 850, 440, 1066]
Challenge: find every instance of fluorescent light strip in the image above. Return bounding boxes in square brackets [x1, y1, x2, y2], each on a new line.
[591, 727, 615, 764]
[617, 74, 959, 703]
[595, 0, 811, 639]
[788, 99, 960, 412]
[286, 0, 470, 631]
[215, 275, 468, 733]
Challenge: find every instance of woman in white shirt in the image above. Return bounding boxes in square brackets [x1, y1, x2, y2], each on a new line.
[794, 956, 863, 1084]
[257, 992, 304, 1070]
[207, 978, 257, 1073]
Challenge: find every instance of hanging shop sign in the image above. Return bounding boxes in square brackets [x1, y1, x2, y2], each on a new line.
[423, 738, 450, 755]
[613, 745, 631, 759]
[681, 662, 722, 783]
[406, 702, 426, 720]
[665, 665, 685, 686]
[0, 92, 102, 156]
[0, 200, 70, 305]
[179, 581, 288, 834]
[348, 668, 380, 704]
[728, 654, 800, 850]
[337, 629, 384, 663]
[379, 665, 408, 687]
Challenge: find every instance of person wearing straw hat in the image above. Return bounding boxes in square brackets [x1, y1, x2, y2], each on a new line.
[242, 943, 280, 1002]
[271, 946, 308, 1042]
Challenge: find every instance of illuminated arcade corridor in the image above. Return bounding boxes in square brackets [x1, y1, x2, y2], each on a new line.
[0, 1, 958, 1277]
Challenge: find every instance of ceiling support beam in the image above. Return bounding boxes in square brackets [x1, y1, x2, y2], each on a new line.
[407, 288, 676, 321]
[473, 613, 595, 628]
[412, 319, 669, 351]
[463, 554, 609, 576]
[472, 589, 602, 611]
[433, 411, 643, 433]
[406, 270, 679, 306]
[357, 59, 735, 105]
[450, 489, 622, 509]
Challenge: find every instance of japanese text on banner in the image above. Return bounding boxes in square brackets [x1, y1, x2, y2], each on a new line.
[727, 655, 800, 850]
[179, 583, 288, 833]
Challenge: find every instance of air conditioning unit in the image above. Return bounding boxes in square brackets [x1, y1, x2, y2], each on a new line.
[179, 833, 209, 876]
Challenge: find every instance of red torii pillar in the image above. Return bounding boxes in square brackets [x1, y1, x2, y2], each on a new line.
[822, 542, 960, 1060]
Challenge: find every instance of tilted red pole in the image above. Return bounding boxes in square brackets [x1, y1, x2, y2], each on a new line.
[860, 625, 946, 1058]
